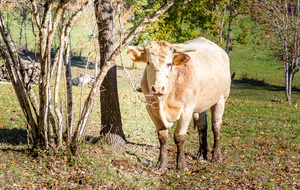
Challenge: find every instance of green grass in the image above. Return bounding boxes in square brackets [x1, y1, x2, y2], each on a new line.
[0, 10, 300, 189]
[1, 57, 299, 189]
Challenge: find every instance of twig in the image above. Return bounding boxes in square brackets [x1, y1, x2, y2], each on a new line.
[117, 2, 145, 103]
[79, 22, 97, 117]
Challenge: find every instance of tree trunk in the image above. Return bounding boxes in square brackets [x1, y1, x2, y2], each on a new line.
[19, 8, 28, 47]
[19, 9, 23, 45]
[94, 0, 126, 153]
[226, 5, 234, 55]
[0, 13, 39, 145]
[285, 69, 294, 102]
[132, 61, 137, 69]
[65, 36, 73, 145]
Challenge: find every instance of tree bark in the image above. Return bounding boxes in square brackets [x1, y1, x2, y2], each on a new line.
[0, 13, 38, 144]
[226, 4, 234, 55]
[285, 69, 294, 103]
[94, 0, 126, 153]
[65, 36, 73, 145]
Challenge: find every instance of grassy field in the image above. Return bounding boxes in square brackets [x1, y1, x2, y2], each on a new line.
[0, 10, 299, 190]
[0, 47, 299, 189]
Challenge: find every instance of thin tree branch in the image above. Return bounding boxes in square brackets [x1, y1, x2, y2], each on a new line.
[0, 13, 38, 142]
[29, 0, 41, 32]
[117, 2, 145, 103]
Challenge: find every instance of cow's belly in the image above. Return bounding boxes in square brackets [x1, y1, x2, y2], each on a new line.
[194, 80, 230, 113]
[194, 99, 218, 113]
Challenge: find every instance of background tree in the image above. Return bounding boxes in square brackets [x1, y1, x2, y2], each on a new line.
[250, 0, 299, 102]
[225, 0, 250, 54]
[125, 0, 218, 44]
[124, 0, 250, 53]
[94, 0, 126, 153]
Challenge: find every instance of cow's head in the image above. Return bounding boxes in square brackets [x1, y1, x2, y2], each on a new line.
[127, 41, 196, 96]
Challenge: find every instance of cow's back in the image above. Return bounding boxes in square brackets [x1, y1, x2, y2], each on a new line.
[184, 38, 230, 113]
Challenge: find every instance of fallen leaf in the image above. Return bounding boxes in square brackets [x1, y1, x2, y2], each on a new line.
[55, 180, 59, 186]
[278, 146, 284, 153]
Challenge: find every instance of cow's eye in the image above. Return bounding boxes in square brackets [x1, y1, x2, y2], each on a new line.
[147, 62, 150, 65]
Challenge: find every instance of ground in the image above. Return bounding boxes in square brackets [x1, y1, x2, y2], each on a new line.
[0, 56, 299, 189]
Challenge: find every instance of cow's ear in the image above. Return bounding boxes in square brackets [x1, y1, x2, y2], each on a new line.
[173, 54, 190, 65]
[127, 48, 147, 63]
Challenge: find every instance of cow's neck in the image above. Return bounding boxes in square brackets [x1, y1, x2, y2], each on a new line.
[156, 72, 178, 129]
[155, 97, 173, 129]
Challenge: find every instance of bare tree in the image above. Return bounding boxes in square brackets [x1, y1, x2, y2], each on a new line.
[0, 0, 178, 154]
[225, 0, 250, 54]
[251, 0, 299, 102]
[17, 3, 30, 49]
[0, 0, 93, 149]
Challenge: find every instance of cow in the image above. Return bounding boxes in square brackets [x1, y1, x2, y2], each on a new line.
[127, 37, 231, 171]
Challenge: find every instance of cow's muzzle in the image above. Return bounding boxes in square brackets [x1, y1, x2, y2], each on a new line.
[151, 85, 166, 96]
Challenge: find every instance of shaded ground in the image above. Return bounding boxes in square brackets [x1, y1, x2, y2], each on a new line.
[0, 128, 27, 146]
[232, 79, 300, 94]
[231, 78, 300, 102]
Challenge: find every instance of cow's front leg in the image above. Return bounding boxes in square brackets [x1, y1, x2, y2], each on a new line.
[174, 133, 188, 171]
[193, 112, 208, 160]
[174, 110, 193, 171]
[211, 99, 225, 162]
[157, 129, 168, 170]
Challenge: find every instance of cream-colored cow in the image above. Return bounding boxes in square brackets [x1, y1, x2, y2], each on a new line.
[127, 37, 231, 171]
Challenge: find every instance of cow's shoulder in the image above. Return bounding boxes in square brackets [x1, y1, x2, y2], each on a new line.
[170, 60, 197, 101]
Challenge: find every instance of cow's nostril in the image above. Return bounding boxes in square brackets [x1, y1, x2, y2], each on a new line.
[151, 86, 165, 95]
[151, 86, 157, 93]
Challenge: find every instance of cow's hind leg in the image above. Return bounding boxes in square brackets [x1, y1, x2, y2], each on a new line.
[157, 129, 168, 170]
[211, 98, 225, 162]
[193, 112, 208, 160]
